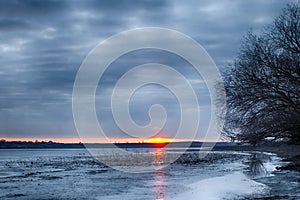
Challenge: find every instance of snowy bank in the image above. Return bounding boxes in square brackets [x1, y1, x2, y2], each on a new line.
[173, 172, 269, 200]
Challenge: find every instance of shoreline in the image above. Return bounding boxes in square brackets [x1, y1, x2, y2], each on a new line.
[213, 143, 300, 172]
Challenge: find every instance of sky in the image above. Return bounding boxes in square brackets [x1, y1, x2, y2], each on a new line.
[0, 0, 295, 142]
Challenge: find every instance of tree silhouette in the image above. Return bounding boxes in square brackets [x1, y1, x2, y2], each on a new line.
[220, 3, 300, 145]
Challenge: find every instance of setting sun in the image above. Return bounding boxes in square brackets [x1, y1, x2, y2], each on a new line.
[144, 137, 172, 143]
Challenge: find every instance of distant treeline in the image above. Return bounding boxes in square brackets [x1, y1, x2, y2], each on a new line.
[0, 140, 241, 149]
[0, 140, 85, 149]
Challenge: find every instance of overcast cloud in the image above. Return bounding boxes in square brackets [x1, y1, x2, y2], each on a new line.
[0, 0, 294, 140]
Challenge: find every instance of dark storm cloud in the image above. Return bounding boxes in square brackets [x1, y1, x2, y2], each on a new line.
[0, 0, 295, 138]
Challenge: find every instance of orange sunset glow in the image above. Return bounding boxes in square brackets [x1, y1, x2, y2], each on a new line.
[143, 137, 172, 143]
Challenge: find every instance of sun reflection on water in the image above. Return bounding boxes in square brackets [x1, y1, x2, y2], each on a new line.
[154, 148, 166, 200]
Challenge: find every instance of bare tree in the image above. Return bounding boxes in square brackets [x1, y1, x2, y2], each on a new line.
[220, 3, 300, 145]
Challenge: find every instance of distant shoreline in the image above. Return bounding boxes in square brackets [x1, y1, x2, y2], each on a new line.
[0, 140, 236, 149]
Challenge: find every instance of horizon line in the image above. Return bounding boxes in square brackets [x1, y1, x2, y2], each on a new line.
[0, 137, 222, 144]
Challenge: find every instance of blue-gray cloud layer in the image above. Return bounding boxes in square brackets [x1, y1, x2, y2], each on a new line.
[0, 0, 293, 139]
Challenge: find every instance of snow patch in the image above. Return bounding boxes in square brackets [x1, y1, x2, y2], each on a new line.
[173, 172, 269, 200]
